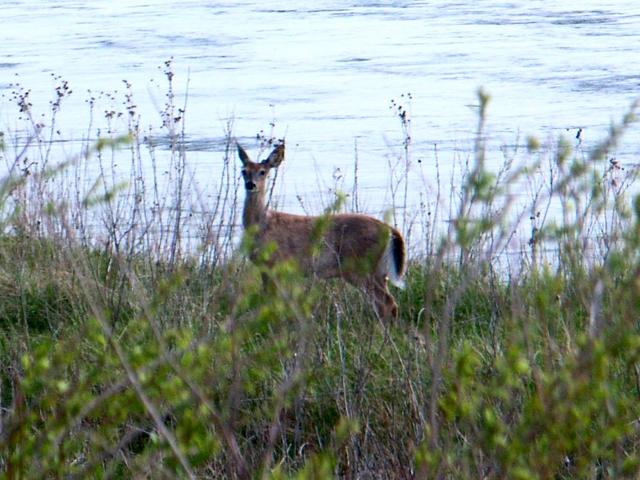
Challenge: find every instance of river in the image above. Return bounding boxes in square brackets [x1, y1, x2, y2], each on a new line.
[2, 1, 639, 254]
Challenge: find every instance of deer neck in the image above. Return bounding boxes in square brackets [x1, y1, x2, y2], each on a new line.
[243, 190, 268, 229]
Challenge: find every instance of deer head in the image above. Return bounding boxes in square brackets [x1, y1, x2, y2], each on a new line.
[237, 142, 285, 194]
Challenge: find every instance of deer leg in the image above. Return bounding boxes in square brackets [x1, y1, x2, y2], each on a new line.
[364, 275, 399, 322]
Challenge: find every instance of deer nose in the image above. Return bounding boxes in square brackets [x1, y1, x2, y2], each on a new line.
[245, 181, 256, 190]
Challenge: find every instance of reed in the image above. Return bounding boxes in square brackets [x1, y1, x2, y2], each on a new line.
[0, 67, 639, 479]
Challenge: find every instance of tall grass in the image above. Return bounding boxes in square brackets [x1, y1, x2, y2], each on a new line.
[1, 65, 640, 479]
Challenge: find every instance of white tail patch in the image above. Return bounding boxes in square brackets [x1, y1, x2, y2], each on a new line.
[380, 233, 406, 289]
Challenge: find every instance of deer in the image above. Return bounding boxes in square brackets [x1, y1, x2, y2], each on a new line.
[237, 141, 406, 321]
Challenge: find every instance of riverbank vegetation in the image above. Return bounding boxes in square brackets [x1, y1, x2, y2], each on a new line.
[1, 67, 640, 478]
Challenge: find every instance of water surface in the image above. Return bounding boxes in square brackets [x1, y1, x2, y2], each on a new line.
[2, 1, 639, 247]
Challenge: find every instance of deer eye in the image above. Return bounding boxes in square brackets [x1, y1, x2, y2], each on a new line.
[241, 169, 247, 176]
[259, 170, 266, 176]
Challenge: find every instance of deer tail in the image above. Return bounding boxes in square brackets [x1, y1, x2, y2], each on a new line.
[382, 228, 406, 288]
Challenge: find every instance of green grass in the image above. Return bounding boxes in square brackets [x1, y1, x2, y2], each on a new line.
[2, 238, 640, 478]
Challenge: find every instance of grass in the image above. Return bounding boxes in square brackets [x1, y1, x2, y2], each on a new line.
[1, 65, 640, 478]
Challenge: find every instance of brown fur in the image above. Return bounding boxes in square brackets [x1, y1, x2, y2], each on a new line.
[238, 141, 406, 321]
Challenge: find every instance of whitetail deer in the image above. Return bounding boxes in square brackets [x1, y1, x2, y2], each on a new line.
[238, 141, 406, 321]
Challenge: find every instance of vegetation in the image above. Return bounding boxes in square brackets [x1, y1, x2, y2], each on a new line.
[1, 64, 640, 478]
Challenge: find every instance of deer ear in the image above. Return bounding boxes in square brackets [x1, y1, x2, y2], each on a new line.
[264, 142, 285, 168]
[237, 144, 251, 165]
